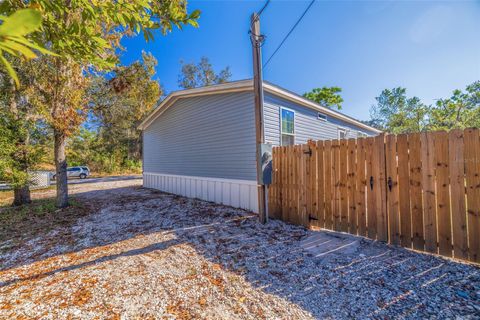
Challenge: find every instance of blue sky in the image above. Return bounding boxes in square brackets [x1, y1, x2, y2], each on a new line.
[120, 0, 480, 120]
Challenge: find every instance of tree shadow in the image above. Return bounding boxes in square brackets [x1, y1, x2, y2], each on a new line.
[1, 185, 478, 318]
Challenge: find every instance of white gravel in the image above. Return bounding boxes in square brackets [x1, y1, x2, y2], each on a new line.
[0, 178, 479, 319]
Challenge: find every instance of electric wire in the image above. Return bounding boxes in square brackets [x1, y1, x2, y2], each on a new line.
[263, 0, 315, 68]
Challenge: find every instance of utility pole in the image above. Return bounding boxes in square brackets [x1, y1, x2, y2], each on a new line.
[250, 13, 268, 224]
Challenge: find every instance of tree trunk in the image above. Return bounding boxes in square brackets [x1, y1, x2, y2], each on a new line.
[13, 185, 31, 206]
[54, 130, 68, 208]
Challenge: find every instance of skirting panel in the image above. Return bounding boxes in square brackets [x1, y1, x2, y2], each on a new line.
[143, 172, 259, 213]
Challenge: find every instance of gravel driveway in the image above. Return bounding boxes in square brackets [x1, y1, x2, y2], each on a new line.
[0, 178, 479, 319]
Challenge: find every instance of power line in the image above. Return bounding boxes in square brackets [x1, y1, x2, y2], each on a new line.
[258, 0, 271, 16]
[263, 0, 315, 68]
[250, 0, 270, 33]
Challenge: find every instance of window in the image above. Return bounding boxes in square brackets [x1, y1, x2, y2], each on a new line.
[281, 108, 295, 145]
[358, 131, 368, 138]
[317, 112, 327, 121]
[338, 128, 347, 139]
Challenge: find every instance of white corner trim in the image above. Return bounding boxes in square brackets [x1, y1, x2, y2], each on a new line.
[143, 172, 259, 213]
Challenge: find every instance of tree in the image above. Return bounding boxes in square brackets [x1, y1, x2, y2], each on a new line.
[303, 87, 344, 110]
[178, 57, 231, 89]
[369, 87, 429, 134]
[86, 52, 162, 170]
[0, 59, 49, 205]
[1, 1, 200, 208]
[428, 81, 480, 130]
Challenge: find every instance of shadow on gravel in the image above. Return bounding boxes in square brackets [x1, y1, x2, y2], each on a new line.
[1, 185, 479, 319]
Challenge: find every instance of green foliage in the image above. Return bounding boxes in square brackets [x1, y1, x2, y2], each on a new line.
[303, 87, 344, 110]
[0, 60, 49, 189]
[0, 9, 54, 87]
[0, 1, 200, 70]
[178, 56, 231, 89]
[369, 87, 429, 134]
[428, 81, 480, 130]
[369, 82, 480, 133]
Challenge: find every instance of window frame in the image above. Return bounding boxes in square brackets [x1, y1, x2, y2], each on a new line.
[338, 127, 347, 139]
[280, 107, 295, 146]
[317, 112, 328, 121]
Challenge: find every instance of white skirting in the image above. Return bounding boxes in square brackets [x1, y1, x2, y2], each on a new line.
[143, 172, 259, 213]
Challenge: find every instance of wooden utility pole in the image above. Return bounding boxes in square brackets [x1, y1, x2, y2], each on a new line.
[251, 13, 268, 224]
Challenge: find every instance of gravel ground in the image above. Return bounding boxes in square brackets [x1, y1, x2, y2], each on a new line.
[0, 178, 479, 319]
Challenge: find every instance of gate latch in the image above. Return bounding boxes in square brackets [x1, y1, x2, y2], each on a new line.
[370, 176, 374, 190]
[388, 177, 393, 192]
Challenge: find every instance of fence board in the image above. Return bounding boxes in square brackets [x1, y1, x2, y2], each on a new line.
[347, 139, 357, 234]
[386, 134, 400, 245]
[309, 141, 319, 226]
[340, 139, 349, 232]
[324, 140, 333, 229]
[356, 138, 367, 236]
[397, 134, 412, 248]
[434, 131, 452, 257]
[376, 134, 388, 241]
[421, 132, 437, 253]
[316, 140, 325, 228]
[448, 129, 468, 260]
[409, 133, 424, 251]
[333, 140, 341, 231]
[365, 137, 377, 239]
[464, 128, 480, 263]
[300, 144, 309, 226]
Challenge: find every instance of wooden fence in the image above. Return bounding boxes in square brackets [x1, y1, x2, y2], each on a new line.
[267, 128, 480, 263]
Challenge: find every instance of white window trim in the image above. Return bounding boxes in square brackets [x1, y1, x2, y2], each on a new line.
[338, 127, 347, 139]
[280, 107, 295, 146]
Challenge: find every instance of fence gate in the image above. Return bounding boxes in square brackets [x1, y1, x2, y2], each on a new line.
[268, 129, 480, 263]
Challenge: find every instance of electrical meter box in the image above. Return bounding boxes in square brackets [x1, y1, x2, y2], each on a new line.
[258, 143, 273, 185]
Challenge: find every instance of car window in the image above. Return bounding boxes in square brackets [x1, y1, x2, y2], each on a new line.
[68, 167, 81, 171]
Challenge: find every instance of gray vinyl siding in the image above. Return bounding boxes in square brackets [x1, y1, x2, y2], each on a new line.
[264, 92, 377, 146]
[143, 91, 256, 180]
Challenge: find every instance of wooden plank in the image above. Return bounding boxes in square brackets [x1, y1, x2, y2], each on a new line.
[365, 137, 377, 239]
[316, 140, 325, 228]
[340, 139, 349, 232]
[409, 133, 424, 251]
[282, 147, 288, 223]
[385, 134, 400, 245]
[434, 131, 452, 257]
[287, 145, 293, 223]
[397, 134, 412, 248]
[324, 140, 333, 230]
[375, 134, 388, 242]
[347, 138, 357, 234]
[464, 128, 480, 263]
[305, 143, 313, 225]
[356, 138, 367, 236]
[293, 145, 300, 225]
[421, 132, 437, 253]
[309, 141, 319, 227]
[332, 139, 342, 231]
[449, 129, 468, 260]
[299, 144, 309, 227]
